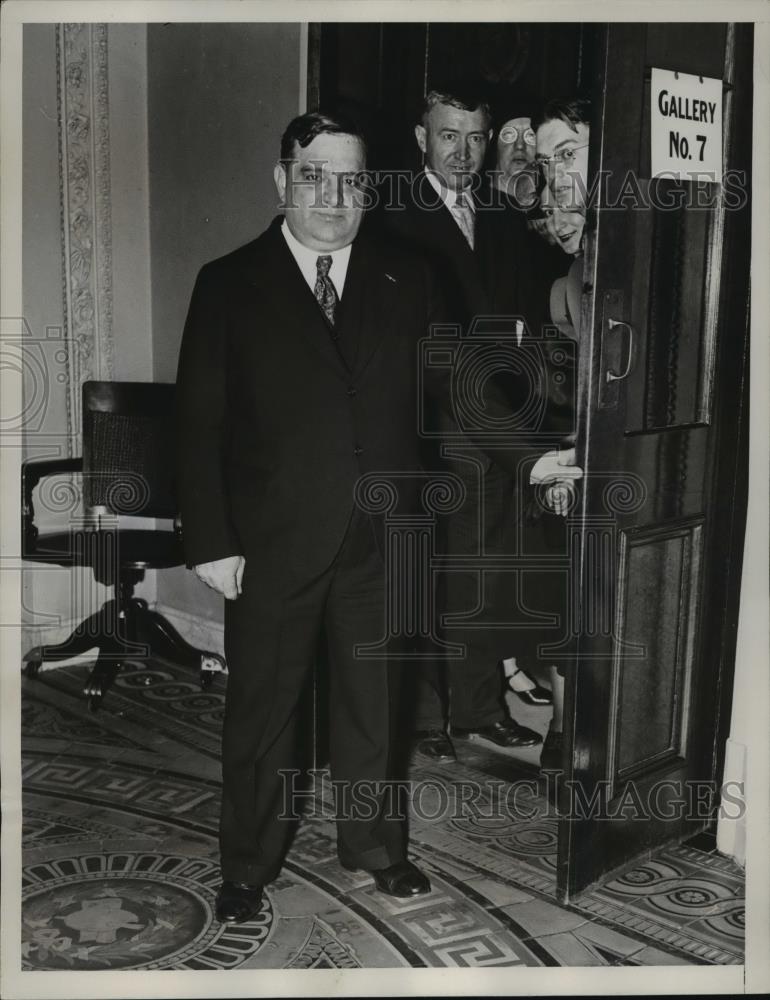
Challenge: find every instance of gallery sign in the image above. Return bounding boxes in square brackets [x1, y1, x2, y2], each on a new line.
[651, 68, 723, 182]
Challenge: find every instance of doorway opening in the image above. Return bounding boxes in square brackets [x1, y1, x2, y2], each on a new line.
[308, 21, 751, 903]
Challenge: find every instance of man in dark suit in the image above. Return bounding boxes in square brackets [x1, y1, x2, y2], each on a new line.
[380, 86, 564, 761]
[175, 112, 435, 923]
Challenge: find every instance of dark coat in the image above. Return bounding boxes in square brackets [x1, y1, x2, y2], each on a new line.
[377, 175, 562, 463]
[379, 173, 530, 322]
[377, 173, 557, 468]
[376, 175, 569, 662]
[174, 216, 442, 589]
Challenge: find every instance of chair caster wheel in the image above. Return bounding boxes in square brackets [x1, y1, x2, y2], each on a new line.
[24, 660, 42, 678]
[83, 661, 119, 708]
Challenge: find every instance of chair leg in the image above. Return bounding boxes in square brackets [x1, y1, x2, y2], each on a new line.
[79, 598, 145, 711]
[83, 656, 122, 712]
[22, 598, 144, 698]
[24, 607, 115, 677]
[24, 659, 43, 678]
[132, 598, 227, 688]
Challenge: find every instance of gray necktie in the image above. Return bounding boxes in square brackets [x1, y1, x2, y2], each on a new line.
[314, 255, 339, 326]
[451, 193, 475, 249]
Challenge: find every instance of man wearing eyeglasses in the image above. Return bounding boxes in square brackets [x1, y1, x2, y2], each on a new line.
[533, 96, 592, 211]
[490, 102, 540, 210]
[497, 117, 537, 182]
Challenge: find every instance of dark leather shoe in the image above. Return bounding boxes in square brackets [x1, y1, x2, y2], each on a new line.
[215, 881, 264, 923]
[415, 728, 456, 762]
[453, 718, 542, 748]
[342, 859, 431, 897]
[540, 727, 565, 772]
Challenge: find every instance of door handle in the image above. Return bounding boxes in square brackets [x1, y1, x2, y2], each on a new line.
[605, 319, 634, 383]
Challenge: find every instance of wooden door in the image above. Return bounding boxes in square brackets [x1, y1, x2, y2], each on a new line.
[559, 22, 752, 900]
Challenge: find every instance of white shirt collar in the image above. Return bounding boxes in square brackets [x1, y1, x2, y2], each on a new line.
[280, 219, 352, 297]
[424, 168, 476, 212]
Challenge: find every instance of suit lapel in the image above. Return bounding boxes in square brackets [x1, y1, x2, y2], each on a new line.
[418, 174, 477, 264]
[337, 235, 395, 380]
[472, 198, 492, 263]
[238, 220, 350, 379]
[333, 237, 367, 373]
[472, 197, 501, 298]
[474, 192, 522, 314]
[236, 220, 404, 381]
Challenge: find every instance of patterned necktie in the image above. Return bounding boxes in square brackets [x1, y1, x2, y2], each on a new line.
[451, 193, 475, 249]
[314, 255, 339, 326]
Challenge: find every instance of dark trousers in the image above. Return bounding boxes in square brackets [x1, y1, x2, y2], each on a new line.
[413, 656, 504, 730]
[413, 462, 522, 731]
[220, 506, 404, 885]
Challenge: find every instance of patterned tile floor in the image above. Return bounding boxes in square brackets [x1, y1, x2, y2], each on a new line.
[19, 658, 745, 970]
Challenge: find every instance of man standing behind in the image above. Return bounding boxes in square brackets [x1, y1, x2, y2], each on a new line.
[490, 100, 540, 209]
[380, 85, 551, 761]
[175, 112, 434, 924]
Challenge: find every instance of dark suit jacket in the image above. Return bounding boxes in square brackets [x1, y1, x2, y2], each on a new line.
[376, 173, 556, 476]
[175, 216, 442, 587]
[377, 173, 542, 329]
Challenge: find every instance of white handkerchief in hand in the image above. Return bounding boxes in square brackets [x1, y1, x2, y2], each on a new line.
[530, 450, 584, 485]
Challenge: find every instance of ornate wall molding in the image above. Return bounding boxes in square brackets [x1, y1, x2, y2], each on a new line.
[56, 23, 115, 451]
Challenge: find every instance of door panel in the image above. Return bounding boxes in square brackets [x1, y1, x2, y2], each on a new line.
[614, 519, 702, 776]
[643, 199, 712, 428]
[625, 177, 725, 433]
[560, 22, 752, 900]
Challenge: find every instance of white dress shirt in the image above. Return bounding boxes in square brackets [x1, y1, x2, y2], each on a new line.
[423, 170, 524, 341]
[423, 168, 477, 215]
[425, 168, 476, 249]
[281, 219, 352, 298]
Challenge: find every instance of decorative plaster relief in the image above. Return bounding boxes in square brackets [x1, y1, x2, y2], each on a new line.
[56, 23, 115, 449]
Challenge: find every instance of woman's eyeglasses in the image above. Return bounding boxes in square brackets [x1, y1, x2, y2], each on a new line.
[535, 144, 589, 168]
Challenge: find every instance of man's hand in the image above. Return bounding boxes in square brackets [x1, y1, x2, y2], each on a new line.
[194, 555, 245, 600]
[530, 448, 583, 486]
[544, 479, 577, 517]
